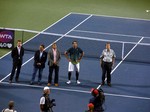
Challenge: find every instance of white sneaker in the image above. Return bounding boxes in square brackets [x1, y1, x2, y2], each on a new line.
[77, 80, 81, 84]
[66, 80, 71, 84]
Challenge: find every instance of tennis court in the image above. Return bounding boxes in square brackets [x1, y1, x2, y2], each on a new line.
[0, 12, 150, 112]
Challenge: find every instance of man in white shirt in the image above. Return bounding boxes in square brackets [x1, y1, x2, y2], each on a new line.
[40, 87, 56, 112]
[2, 101, 17, 112]
[47, 43, 61, 86]
[30, 45, 47, 85]
[9, 40, 24, 83]
[100, 42, 116, 87]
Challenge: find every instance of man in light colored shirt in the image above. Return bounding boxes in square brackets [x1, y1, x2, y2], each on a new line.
[2, 101, 17, 112]
[100, 42, 116, 87]
[40, 87, 56, 112]
[30, 44, 47, 85]
[47, 43, 61, 86]
[9, 40, 24, 83]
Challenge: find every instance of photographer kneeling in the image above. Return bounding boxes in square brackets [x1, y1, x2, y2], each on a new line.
[87, 88, 105, 112]
[40, 86, 56, 112]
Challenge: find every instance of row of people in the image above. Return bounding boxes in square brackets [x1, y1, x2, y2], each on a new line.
[9, 40, 116, 87]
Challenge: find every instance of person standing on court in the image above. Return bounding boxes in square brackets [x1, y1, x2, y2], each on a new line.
[40, 86, 56, 112]
[9, 40, 24, 83]
[47, 43, 61, 87]
[30, 44, 47, 85]
[100, 42, 116, 86]
[65, 41, 84, 84]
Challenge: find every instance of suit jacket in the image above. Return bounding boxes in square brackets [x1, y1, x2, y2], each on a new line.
[11, 46, 24, 64]
[34, 50, 47, 68]
[48, 49, 61, 66]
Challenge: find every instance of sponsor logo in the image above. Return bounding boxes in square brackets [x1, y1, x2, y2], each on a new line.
[7, 43, 12, 48]
[0, 31, 13, 42]
[0, 43, 12, 48]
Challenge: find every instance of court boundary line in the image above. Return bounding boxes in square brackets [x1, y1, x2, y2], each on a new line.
[71, 12, 150, 21]
[0, 13, 72, 60]
[1, 81, 150, 100]
[97, 37, 144, 89]
[0, 14, 93, 83]
[73, 29, 150, 39]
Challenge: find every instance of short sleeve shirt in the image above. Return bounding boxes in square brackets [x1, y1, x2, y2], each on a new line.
[66, 47, 83, 61]
[40, 97, 45, 105]
[3, 108, 17, 112]
[100, 49, 116, 62]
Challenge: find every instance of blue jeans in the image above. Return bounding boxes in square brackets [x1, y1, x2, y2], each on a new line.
[31, 67, 43, 83]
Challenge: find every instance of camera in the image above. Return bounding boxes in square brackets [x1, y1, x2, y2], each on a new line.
[50, 99, 56, 107]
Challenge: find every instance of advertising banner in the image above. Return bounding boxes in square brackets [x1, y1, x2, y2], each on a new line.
[0, 29, 14, 49]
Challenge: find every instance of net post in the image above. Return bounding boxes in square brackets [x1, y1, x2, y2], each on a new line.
[122, 42, 125, 60]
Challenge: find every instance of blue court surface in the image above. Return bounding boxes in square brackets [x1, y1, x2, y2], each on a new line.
[0, 12, 150, 112]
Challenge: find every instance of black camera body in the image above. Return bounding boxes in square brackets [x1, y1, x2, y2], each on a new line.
[50, 99, 56, 107]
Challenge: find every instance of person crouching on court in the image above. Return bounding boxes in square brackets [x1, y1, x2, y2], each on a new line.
[100, 42, 116, 87]
[30, 44, 47, 85]
[64, 41, 84, 85]
[89, 88, 105, 112]
[47, 43, 61, 87]
[40, 86, 56, 112]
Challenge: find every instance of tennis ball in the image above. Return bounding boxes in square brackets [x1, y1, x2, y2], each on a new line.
[146, 10, 149, 12]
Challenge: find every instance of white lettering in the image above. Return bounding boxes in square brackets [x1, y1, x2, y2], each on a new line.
[0, 34, 12, 39]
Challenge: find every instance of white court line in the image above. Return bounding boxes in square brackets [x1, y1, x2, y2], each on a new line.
[71, 12, 150, 21]
[97, 37, 144, 89]
[1, 81, 150, 100]
[0, 13, 72, 60]
[73, 29, 150, 39]
[44, 15, 92, 53]
[0, 14, 93, 83]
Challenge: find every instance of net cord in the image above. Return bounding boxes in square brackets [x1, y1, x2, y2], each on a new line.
[0, 27, 149, 46]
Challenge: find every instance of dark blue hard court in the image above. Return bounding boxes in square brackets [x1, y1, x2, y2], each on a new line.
[0, 13, 150, 112]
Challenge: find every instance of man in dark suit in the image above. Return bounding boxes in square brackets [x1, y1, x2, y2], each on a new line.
[47, 43, 61, 87]
[30, 44, 47, 85]
[9, 40, 24, 83]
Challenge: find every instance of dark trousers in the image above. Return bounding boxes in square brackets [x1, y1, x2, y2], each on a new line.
[48, 65, 59, 84]
[31, 67, 43, 82]
[68, 71, 79, 81]
[10, 61, 22, 81]
[101, 62, 112, 83]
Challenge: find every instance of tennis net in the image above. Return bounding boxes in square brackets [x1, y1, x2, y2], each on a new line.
[1, 27, 150, 64]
